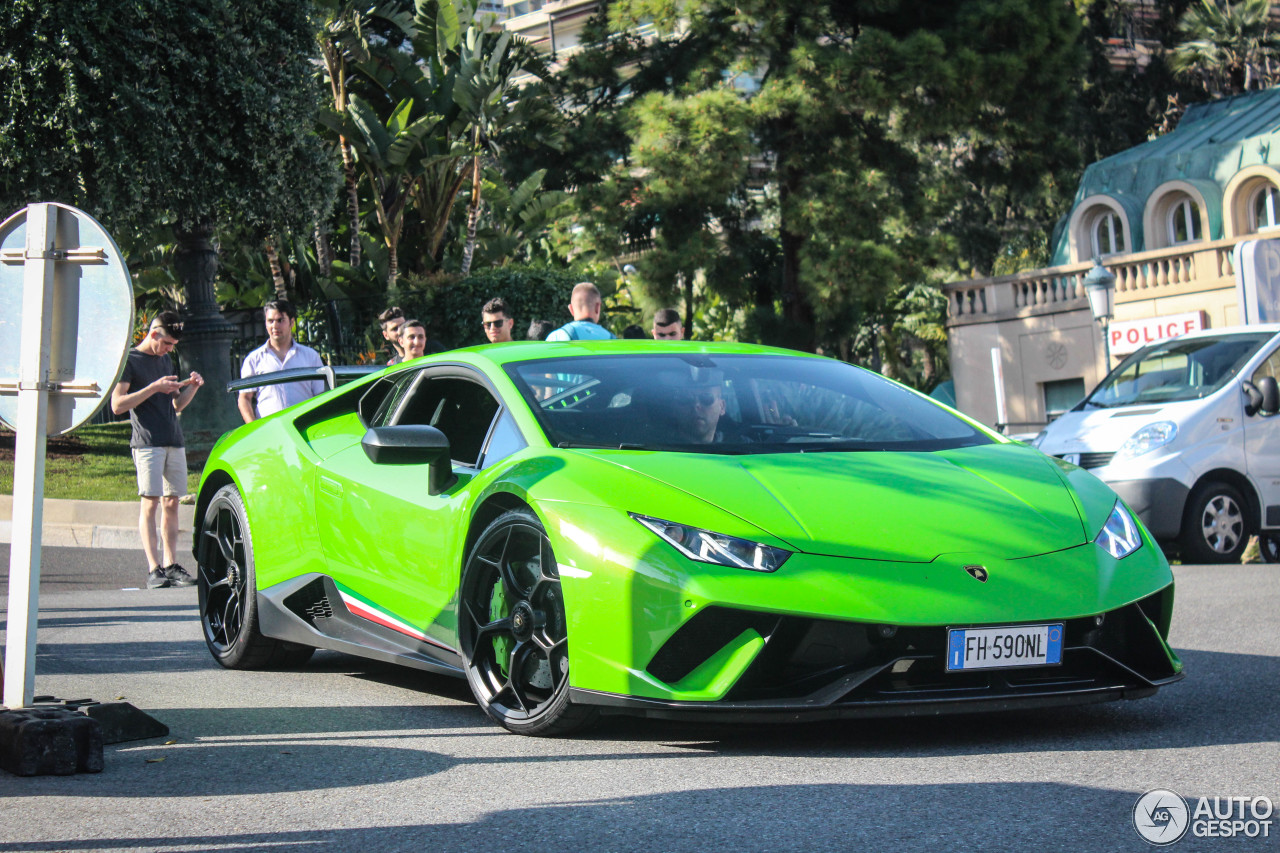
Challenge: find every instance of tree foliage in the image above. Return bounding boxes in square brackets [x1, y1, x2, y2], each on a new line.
[552, 0, 1089, 359]
[1171, 0, 1280, 96]
[0, 0, 335, 236]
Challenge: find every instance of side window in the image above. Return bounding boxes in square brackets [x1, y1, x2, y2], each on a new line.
[1168, 197, 1203, 245]
[1090, 210, 1124, 256]
[481, 409, 527, 469]
[1252, 348, 1280, 386]
[1251, 184, 1280, 233]
[365, 372, 417, 428]
[395, 376, 500, 467]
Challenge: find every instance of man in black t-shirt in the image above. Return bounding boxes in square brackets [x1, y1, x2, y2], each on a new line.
[110, 312, 205, 589]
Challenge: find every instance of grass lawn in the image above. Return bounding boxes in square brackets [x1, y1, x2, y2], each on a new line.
[0, 423, 200, 502]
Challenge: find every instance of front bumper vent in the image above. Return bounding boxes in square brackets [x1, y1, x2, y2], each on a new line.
[645, 587, 1179, 707]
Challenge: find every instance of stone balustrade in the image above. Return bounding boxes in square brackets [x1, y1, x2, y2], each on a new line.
[945, 237, 1244, 326]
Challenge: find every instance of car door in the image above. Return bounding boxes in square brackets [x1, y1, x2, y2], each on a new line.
[1245, 344, 1280, 530]
[314, 365, 504, 646]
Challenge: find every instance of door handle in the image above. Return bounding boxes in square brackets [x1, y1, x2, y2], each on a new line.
[319, 475, 342, 498]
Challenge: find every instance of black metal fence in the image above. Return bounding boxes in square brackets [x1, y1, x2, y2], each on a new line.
[227, 297, 392, 372]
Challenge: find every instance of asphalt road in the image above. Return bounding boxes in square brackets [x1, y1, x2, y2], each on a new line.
[0, 544, 153, 596]
[0, 550, 1277, 853]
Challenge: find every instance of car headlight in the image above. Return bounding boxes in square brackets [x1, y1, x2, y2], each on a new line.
[630, 513, 791, 572]
[1029, 430, 1047, 448]
[1114, 421, 1177, 461]
[1096, 502, 1142, 559]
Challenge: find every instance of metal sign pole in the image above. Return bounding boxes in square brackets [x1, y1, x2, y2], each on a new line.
[991, 346, 1008, 434]
[3, 204, 57, 709]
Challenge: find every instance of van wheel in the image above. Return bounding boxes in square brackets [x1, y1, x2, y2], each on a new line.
[1259, 534, 1280, 563]
[1180, 481, 1250, 564]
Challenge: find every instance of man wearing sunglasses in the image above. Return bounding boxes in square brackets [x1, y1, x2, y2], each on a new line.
[481, 297, 516, 343]
[673, 383, 727, 444]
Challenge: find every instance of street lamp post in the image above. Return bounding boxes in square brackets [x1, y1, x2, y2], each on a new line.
[1082, 257, 1117, 374]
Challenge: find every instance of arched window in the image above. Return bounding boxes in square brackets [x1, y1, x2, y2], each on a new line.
[1167, 197, 1203, 244]
[1090, 210, 1125, 256]
[1250, 184, 1280, 232]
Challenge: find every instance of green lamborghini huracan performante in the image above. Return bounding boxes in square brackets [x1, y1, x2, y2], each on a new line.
[194, 341, 1182, 735]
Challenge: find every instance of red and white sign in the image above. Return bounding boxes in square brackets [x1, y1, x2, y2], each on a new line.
[1109, 312, 1205, 356]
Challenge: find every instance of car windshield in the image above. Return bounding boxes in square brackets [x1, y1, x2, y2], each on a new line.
[507, 354, 991, 454]
[1083, 333, 1273, 409]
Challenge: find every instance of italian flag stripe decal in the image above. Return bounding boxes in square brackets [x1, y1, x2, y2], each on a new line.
[336, 589, 455, 653]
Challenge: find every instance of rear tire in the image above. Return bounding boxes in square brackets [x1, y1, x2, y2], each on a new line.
[197, 484, 314, 669]
[1179, 481, 1250, 564]
[1259, 533, 1280, 563]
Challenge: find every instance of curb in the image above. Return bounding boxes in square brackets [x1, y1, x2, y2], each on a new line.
[0, 495, 195, 550]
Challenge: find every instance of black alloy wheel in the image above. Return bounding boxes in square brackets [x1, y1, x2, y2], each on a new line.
[197, 484, 313, 669]
[458, 509, 596, 736]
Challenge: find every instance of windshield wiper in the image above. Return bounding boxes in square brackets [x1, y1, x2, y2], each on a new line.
[556, 441, 653, 450]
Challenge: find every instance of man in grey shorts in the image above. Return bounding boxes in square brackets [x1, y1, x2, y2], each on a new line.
[110, 311, 205, 589]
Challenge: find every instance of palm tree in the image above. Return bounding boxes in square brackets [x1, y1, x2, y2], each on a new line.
[453, 27, 527, 275]
[327, 95, 439, 288]
[1171, 0, 1280, 97]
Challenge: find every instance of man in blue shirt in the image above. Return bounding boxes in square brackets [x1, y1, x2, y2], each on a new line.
[546, 282, 615, 341]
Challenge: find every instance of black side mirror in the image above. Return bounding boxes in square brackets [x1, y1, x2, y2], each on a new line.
[1260, 376, 1280, 417]
[361, 425, 458, 495]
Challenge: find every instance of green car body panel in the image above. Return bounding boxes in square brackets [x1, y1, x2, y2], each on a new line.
[195, 341, 1181, 728]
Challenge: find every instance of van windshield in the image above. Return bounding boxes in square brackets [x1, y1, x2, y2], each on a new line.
[1084, 333, 1274, 408]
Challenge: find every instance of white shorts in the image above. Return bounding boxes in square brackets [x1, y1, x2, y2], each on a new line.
[132, 446, 188, 498]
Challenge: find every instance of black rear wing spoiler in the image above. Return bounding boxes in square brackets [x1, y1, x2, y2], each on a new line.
[226, 365, 381, 394]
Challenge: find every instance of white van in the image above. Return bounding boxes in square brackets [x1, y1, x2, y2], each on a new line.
[1033, 324, 1280, 563]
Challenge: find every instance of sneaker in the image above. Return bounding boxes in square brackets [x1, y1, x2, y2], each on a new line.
[147, 568, 170, 589]
[164, 564, 196, 587]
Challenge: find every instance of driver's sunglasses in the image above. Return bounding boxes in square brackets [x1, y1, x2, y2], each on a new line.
[482, 319, 507, 329]
[676, 391, 718, 407]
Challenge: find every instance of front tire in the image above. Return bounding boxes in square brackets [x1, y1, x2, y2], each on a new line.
[1180, 481, 1250, 564]
[197, 484, 314, 669]
[458, 509, 596, 736]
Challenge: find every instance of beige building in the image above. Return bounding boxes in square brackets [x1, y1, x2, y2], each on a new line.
[944, 88, 1280, 435]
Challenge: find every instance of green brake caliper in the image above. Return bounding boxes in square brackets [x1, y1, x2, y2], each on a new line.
[490, 578, 511, 678]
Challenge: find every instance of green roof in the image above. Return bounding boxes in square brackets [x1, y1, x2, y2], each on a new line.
[1051, 87, 1280, 264]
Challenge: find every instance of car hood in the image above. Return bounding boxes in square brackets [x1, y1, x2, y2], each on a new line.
[596, 444, 1089, 562]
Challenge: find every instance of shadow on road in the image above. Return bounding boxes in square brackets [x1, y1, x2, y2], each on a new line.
[0, 780, 1228, 852]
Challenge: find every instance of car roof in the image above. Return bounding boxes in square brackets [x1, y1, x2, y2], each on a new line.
[436, 339, 819, 368]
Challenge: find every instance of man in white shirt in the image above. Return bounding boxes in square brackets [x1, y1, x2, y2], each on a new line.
[237, 299, 326, 423]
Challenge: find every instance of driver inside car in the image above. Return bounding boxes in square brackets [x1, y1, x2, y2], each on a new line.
[672, 382, 727, 444]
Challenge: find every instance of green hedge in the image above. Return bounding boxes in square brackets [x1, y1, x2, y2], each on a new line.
[396, 265, 590, 349]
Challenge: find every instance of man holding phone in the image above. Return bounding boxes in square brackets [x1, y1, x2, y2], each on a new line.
[110, 311, 205, 589]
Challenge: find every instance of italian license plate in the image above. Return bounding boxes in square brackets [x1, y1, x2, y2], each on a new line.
[946, 623, 1064, 671]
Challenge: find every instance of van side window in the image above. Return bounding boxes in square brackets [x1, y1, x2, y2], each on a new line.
[1252, 348, 1280, 386]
